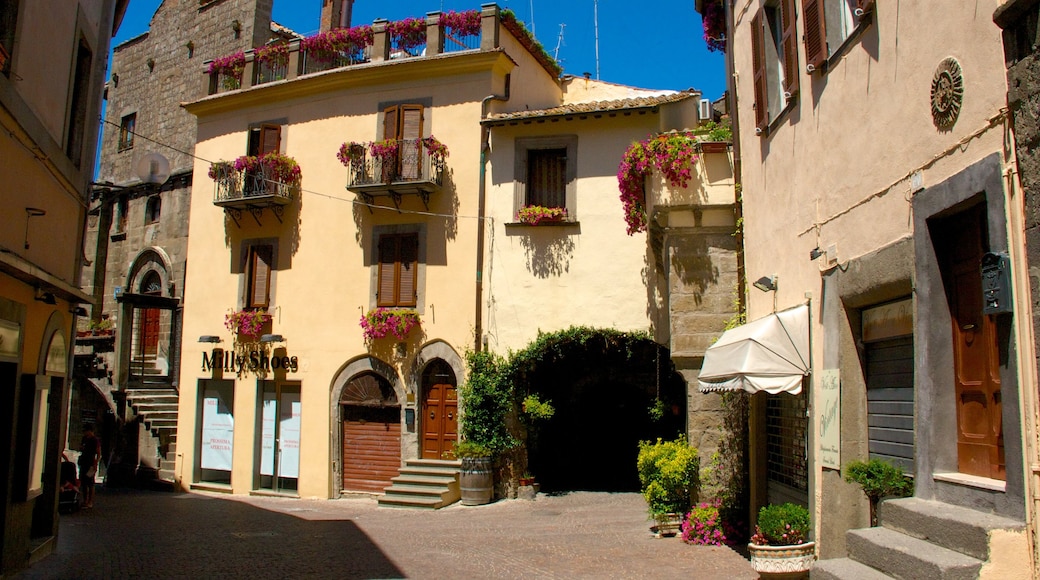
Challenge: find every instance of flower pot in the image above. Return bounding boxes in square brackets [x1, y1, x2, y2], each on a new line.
[698, 141, 729, 154]
[748, 541, 816, 579]
[653, 512, 683, 538]
[459, 456, 493, 506]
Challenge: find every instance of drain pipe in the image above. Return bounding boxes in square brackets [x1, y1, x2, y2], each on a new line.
[475, 84, 510, 352]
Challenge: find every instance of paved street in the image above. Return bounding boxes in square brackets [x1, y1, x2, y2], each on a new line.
[17, 489, 756, 579]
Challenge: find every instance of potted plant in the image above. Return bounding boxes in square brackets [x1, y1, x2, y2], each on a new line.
[697, 116, 732, 154]
[369, 139, 400, 183]
[749, 503, 815, 577]
[453, 440, 494, 506]
[225, 309, 272, 341]
[637, 436, 699, 537]
[516, 205, 568, 225]
[359, 308, 420, 341]
[844, 458, 913, 527]
[207, 50, 245, 90]
[682, 500, 727, 545]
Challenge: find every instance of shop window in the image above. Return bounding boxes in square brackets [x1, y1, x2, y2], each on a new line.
[196, 379, 235, 485]
[256, 381, 300, 494]
[118, 113, 136, 151]
[751, 0, 798, 132]
[513, 135, 578, 219]
[377, 233, 418, 308]
[765, 391, 809, 506]
[802, 0, 874, 73]
[246, 244, 273, 309]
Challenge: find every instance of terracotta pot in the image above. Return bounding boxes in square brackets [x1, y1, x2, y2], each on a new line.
[653, 512, 683, 538]
[698, 141, 729, 154]
[748, 541, 816, 579]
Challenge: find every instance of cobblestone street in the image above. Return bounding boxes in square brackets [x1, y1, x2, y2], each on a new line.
[17, 489, 755, 579]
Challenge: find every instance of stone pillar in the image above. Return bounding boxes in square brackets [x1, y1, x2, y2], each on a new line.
[202, 62, 215, 97]
[241, 51, 255, 90]
[286, 39, 302, 80]
[480, 3, 499, 51]
[426, 12, 443, 56]
[372, 19, 390, 63]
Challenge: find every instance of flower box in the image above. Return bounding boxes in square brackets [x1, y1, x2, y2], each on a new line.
[698, 141, 729, 154]
[516, 205, 568, 225]
[360, 308, 420, 341]
[225, 309, 272, 341]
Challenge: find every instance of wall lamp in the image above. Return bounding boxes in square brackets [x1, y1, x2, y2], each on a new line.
[198, 335, 222, 343]
[259, 334, 285, 343]
[753, 275, 778, 293]
[70, 306, 88, 316]
[809, 247, 825, 261]
[34, 289, 56, 305]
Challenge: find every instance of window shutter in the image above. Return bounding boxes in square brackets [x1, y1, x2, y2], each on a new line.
[750, 10, 768, 131]
[258, 124, 281, 156]
[383, 105, 399, 140]
[401, 105, 423, 140]
[802, 0, 827, 72]
[781, 0, 799, 97]
[398, 234, 418, 307]
[377, 235, 398, 307]
[400, 105, 424, 179]
[248, 245, 273, 308]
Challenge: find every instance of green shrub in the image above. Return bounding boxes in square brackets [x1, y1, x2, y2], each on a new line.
[522, 394, 554, 421]
[451, 440, 492, 459]
[844, 458, 913, 526]
[637, 436, 699, 517]
[458, 350, 516, 454]
[752, 503, 810, 546]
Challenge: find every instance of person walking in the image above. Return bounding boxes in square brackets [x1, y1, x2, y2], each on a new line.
[78, 428, 101, 509]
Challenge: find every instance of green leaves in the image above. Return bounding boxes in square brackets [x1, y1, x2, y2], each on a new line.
[637, 436, 700, 517]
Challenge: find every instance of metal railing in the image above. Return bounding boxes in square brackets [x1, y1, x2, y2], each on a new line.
[346, 139, 445, 188]
[213, 166, 298, 204]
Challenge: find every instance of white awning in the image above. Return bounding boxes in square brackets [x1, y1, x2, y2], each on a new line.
[698, 304, 810, 395]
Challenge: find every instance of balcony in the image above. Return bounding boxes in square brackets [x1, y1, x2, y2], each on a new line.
[346, 139, 445, 210]
[213, 166, 298, 225]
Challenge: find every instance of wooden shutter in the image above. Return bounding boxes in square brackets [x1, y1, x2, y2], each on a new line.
[258, 124, 281, 156]
[398, 234, 418, 307]
[248, 245, 273, 308]
[750, 10, 768, 131]
[383, 105, 399, 140]
[527, 149, 566, 208]
[780, 0, 799, 97]
[377, 235, 398, 307]
[802, 0, 827, 72]
[400, 105, 424, 179]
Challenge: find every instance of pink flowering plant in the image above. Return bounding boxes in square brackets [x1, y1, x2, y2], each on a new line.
[617, 132, 700, 235]
[369, 139, 400, 165]
[231, 152, 302, 186]
[337, 141, 366, 167]
[702, 0, 727, 53]
[682, 501, 727, 546]
[208, 160, 235, 181]
[255, 42, 289, 67]
[301, 25, 373, 62]
[750, 503, 810, 546]
[441, 10, 481, 37]
[360, 308, 421, 341]
[517, 205, 568, 225]
[388, 17, 426, 53]
[225, 309, 272, 340]
[421, 136, 449, 165]
[208, 51, 245, 90]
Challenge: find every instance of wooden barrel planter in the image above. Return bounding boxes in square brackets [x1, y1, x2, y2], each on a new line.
[459, 456, 493, 505]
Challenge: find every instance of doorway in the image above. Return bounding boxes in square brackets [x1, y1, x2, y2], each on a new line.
[256, 381, 301, 493]
[340, 373, 400, 493]
[421, 360, 457, 460]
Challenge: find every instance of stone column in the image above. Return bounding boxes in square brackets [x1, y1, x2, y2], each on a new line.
[372, 19, 390, 63]
[241, 51, 255, 90]
[287, 39, 302, 80]
[426, 12, 443, 56]
[480, 4, 499, 51]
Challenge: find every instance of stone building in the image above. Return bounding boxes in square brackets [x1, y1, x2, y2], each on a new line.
[79, 0, 295, 486]
[0, 0, 125, 573]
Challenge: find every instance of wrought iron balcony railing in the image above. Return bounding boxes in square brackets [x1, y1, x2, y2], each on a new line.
[345, 139, 445, 210]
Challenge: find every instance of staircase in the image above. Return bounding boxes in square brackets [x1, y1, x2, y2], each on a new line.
[378, 459, 461, 509]
[125, 354, 178, 484]
[812, 497, 1027, 579]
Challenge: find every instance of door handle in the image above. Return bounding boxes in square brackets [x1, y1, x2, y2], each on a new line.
[430, 411, 435, 419]
[961, 324, 976, 331]
[448, 412, 453, 420]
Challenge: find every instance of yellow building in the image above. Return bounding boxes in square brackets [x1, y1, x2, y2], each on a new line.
[0, 0, 126, 573]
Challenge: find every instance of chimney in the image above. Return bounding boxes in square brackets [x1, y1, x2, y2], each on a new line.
[320, 0, 354, 32]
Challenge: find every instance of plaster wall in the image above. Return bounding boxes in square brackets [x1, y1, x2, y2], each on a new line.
[488, 22, 561, 116]
[178, 65, 491, 499]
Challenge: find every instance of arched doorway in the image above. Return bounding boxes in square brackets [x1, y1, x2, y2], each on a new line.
[137, 270, 162, 358]
[340, 372, 401, 493]
[420, 360, 457, 460]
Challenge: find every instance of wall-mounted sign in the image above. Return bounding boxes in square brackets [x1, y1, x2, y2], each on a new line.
[202, 349, 299, 374]
[862, 298, 913, 343]
[819, 369, 841, 470]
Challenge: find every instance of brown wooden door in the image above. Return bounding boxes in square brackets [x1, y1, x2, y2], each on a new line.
[140, 308, 159, 356]
[421, 383, 457, 459]
[341, 406, 401, 493]
[943, 207, 1005, 480]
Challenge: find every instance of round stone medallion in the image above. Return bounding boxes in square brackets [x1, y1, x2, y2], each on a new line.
[931, 57, 964, 130]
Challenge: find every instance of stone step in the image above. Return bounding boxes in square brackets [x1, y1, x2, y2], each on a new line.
[812, 557, 894, 579]
[878, 497, 1026, 561]
[390, 473, 458, 487]
[383, 484, 454, 500]
[132, 402, 178, 412]
[377, 492, 446, 510]
[160, 459, 175, 471]
[146, 420, 178, 429]
[127, 395, 178, 405]
[157, 469, 175, 482]
[846, 527, 980, 580]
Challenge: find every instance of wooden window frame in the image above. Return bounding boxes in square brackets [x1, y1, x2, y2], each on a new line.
[377, 232, 419, 308]
[803, 0, 874, 75]
[512, 135, 578, 221]
[248, 123, 282, 157]
[119, 112, 136, 151]
[145, 195, 161, 224]
[246, 244, 273, 309]
[751, 0, 799, 134]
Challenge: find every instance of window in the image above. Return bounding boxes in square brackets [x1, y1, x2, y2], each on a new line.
[0, 0, 18, 74]
[119, 113, 136, 151]
[247, 123, 281, 157]
[115, 197, 128, 233]
[246, 244, 273, 309]
[383, 104, 424, 179]
[145, 196, 161, 224]
[66, 37, 93, 167]
[377, 233, 418, 307]
[751, 0, 798, 131]
[513, 135, 578, 219]
[803, 0, 874, 72]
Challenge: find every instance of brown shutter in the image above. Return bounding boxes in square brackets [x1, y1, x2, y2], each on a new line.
[780, 0, 799, 97]
[383, 105, 399, 140]
[258, 124, 281, 156]
[398, 233, 418, 307]
[248, 245, 273, 308]
[400, 105, 424, 179]
[802, 0, 827, 72]
[377, 235, 398, 307]
[401, 105, 423, 140]
[750, 10, 768, 131]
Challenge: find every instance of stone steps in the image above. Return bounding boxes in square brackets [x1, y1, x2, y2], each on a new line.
[845, 526, 980, 579]
[812, 558, 894, 579]
[378, 458, 461, 510]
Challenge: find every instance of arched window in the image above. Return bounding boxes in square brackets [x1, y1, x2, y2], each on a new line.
[140, 270, 162, 296]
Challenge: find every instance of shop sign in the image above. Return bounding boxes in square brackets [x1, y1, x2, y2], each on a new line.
[863, 299, 912, 343]
[819, 369, 840, 470]
[202, 349, 299, 374]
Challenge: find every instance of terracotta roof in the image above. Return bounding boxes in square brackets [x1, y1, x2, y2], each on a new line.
[482, 90, 699, 125]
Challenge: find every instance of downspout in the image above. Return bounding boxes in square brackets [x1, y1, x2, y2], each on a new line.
[726, 0, 745, 319]
[475, 85, 510, 352]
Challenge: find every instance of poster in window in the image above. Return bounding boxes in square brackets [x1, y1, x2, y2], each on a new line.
[260, 391, 276, 476]
[279, 391, 301, 479]
[200, 387, 234, 470]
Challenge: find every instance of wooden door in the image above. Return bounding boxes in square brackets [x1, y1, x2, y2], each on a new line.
[421, 383, 457, 459]
[943, 207, 1005, 480]
[139, 308, 159, 356]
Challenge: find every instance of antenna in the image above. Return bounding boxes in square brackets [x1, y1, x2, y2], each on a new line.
[554, 23, 566, 61]
[594, 0, 600, 80]
[530, 0, 536, 36]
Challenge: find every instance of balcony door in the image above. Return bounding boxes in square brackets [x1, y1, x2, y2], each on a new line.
[383, 104, 423, 180]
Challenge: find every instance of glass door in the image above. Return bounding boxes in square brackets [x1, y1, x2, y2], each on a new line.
[257, 381, 301, 493]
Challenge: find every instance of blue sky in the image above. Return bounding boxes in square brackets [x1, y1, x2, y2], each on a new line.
[113, 0, 726, 98]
